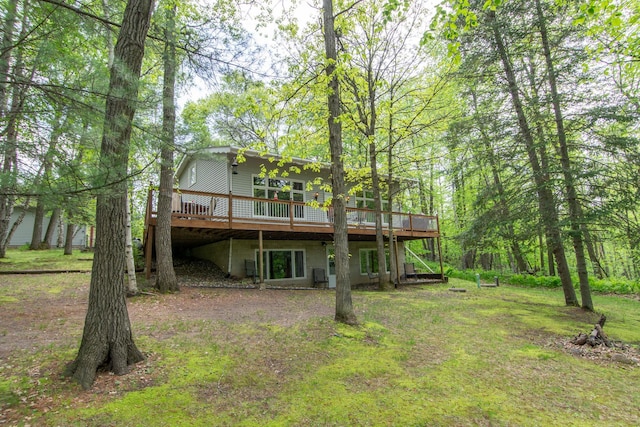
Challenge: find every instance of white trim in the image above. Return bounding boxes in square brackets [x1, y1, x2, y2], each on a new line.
[255, 248, 307, 280]
[359, 248, 390, 275]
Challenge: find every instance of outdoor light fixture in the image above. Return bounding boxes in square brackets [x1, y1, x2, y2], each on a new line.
[314, 192, 319, 201]
[231, 158, 238, 175]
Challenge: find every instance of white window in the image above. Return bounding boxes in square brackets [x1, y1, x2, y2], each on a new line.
[252, 176, 305, 218]
[257, 249, 306, 280]
[355, 190, 389, 223]
[189, 163, 197, 187]
[359, 248, 390, 275]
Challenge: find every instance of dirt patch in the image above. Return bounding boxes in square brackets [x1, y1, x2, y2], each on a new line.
[0, 263, 335, 358]
[0, 260, 338, 425]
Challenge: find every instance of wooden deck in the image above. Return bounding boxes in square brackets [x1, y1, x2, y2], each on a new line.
[144, 189, 440, 250]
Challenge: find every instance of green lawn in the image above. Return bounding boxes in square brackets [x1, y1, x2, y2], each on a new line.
[0, 252, 638, 426]
[0, 248, 93, 272]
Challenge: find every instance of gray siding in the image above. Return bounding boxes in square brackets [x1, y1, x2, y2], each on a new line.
[191, 239, 404, 288]
[7, 208, 87, 248]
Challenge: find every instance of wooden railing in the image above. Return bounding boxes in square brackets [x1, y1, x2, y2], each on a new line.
[146, 188, 439, 235]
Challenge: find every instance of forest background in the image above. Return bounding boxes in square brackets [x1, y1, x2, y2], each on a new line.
[0, 0, 638, 298]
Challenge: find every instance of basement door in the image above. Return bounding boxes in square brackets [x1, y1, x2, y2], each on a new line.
[326, 246, 336, 288]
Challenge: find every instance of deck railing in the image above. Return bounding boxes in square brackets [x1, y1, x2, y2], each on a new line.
[146, 188, 439, 235]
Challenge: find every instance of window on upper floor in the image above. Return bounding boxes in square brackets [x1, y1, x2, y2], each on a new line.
[252, 176, 305, 218]
[189, 163, 197, 187]
[355, 190, 389, 223]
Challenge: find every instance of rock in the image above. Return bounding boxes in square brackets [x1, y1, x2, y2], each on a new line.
[611, 354, 638, 365]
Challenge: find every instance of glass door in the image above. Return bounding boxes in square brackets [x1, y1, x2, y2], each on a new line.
[327, 246, 336, 288]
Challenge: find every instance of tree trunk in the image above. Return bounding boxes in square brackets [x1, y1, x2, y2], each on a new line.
[155, 1, 179, 293]
[29, 202, 46, 250]
[32, 110, 64, 250]
[535, 0, 592, 310]
[418, 160, 436, 261]
[43, 208, 61, 248]
[0, 2, 28, 258]
[323, 0, 356, 325]
[538, 227, 545, 273]
[582, 227, 605, 278]
[470, 89, 528, 273]
[65, 0, 153, 389]
[0, 0, 17, 115]
[125, 194, 138, 294]
[488, 9, 578, 306]
[369, 142, 390, 290]
[64, 223, 74, 255]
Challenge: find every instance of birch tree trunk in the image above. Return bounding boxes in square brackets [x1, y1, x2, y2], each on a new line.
[125, 194, 138, 295]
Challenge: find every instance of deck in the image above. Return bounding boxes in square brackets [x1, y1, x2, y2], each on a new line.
[144, 189, 440, 250]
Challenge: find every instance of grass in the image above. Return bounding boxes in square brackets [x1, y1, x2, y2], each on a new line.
[1, 250, 639, 426]
[0, 248, 93, 272]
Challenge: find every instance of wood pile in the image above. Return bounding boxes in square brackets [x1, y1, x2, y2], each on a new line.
[571, 314, 611, 347]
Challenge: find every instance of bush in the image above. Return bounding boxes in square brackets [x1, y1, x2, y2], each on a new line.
[590, 278, 640, 294]
[508, 274, 561, 289]
[445, 266, 639, 295]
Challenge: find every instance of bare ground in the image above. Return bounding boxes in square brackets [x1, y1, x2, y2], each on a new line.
[0, 260, 338, 425]
[0, 262, 336, 358]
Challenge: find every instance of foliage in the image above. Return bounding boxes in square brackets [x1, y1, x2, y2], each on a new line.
[445, 265, 640, 295]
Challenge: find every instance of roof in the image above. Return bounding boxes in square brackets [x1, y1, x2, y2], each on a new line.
[175, 145, 418, 191]
[175, 145, 330, 178]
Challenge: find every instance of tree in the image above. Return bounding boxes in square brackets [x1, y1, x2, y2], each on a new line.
[488, 7, 578, 306]
[125, 194, 139, 294]
[533, 0, 593, 310]
[43, 207, 62, 248]
[155, 0, 179, 293]
[30, 109, 67, 250]
[323, 0, 357, 325]
[338, 0, 443, 289]
[0, 0, 29, 258]
[64, 0, 154, 389]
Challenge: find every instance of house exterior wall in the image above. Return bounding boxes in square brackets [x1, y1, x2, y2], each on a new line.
[7, 208, 87, 248]
[191, 240, 230, 273]
[170, 147, 420, 286]
[179, 154, 333, 203]
[178, 155, 230, 207]
[191, 238, 407, 288]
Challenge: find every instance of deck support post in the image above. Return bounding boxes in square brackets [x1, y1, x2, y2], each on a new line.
[227, 237, 233, 276]
[258, 230, 265, 288]
[145, 225, 154, 280]
[393, 234, 400, 286]
[436, 215, 445, 282]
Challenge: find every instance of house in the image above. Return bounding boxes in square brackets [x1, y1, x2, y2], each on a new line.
[6, 207, 88, 249]
[143, 146, 443, 287]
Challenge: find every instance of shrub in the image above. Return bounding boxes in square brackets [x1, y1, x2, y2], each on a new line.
[438, 265, 639, 295]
